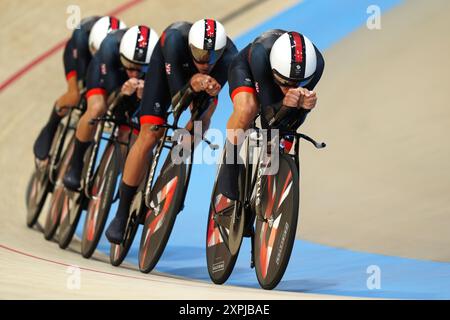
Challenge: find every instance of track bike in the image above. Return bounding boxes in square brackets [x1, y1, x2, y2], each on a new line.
[79, 112, 138, 258]
[43, 94, 124, 248]
[27, 92, 86, 230]
[206, 106, 326, 289]
[109, 93, 218, 270]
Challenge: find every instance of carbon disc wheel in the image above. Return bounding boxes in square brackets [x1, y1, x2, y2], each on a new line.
[81, 143, 121, 258]
[206, 157, 245, 285]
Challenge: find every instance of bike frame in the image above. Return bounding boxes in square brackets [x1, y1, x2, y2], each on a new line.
[82, 95, 134, 199]
[143, 99, 217, 211]
[211, 119, 325, 257]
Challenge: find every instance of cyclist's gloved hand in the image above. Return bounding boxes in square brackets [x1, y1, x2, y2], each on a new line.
[190, 74, 221, 96]
[283, 88, 302, 108]
[136, 79, 145, 100]
[298, 87, 317, 110]
[121, 78, 139, 96]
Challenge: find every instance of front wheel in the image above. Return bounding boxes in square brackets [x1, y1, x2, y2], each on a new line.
[254, 153, 299, 290]
[206, 158, 245, 285]
[138, 155, 187, 273]
[81, 142, 121, 258]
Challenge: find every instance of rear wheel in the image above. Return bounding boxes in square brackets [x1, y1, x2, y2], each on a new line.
[138, 155, 187, 273]
[81, 143, 121, 258]
[254, 153, 299, 290]
[206, 159, 245, 285]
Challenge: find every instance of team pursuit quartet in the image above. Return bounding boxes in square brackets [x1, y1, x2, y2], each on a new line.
[26, 16, 326, 290]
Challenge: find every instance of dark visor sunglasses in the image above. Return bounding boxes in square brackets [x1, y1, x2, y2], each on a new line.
[190, 44, 224, 65]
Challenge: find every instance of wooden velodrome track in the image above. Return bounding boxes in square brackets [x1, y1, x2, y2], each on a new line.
[1, 0, 449, 299]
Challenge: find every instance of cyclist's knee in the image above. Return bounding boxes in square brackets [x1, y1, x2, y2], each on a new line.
[57, 75, 80, 107]
[57, 90, 80, 108]
[67, 90, 80, 106]
[234, 101, 258, 127]
[136, 124, 163, 151]
[87, 101, 106, 119]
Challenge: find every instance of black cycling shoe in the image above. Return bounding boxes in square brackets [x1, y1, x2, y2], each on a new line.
[63, 138, 91, 191]
[216, 162, 242, 201]
[105, 214, 129, 244]
[33, 108, 63, 160]
[63, 164, 83, 191]
[33, 127, 54, 160]
[105, 182, 137, 244]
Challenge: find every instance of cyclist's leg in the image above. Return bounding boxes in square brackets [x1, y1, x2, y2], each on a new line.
[63, 50, 118, 190]
[105, 123, 165, 244]
[33, 40, 80, 160]
[106, 49, 170, 243]
[216, 55, 258, 200]
[63, 92, 106, 190]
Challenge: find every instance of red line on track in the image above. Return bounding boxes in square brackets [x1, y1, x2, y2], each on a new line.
[0, 243, 158, 283]
[0, 0, 143, 93]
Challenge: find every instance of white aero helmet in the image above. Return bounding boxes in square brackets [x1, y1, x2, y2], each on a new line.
[188, 19, 227, 65]
[119, 25, 158, 69]
[89, 16, 126, 55]
[270, 31, 317, 87]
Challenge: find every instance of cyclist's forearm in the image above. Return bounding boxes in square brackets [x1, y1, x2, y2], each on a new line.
[295, 107, 311, 128]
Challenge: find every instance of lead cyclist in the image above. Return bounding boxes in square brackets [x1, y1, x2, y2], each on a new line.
[216, 29, 325, 202]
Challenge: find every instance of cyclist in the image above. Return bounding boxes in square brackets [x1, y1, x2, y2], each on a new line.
[105, 19, 238, 244]
[217, 30, 325, 201]
[33, 16, 126, 160]
[63, 25, 159, 191]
